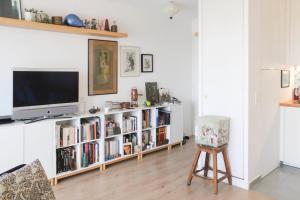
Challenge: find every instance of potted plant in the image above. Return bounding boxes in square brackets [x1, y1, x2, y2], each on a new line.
[24, 8, 38, 22]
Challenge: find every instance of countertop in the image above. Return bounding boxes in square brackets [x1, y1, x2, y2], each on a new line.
[280, 100, 300, 108]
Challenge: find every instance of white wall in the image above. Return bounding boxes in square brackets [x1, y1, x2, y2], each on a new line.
[0, 0, 197, 135]
[248, 0, 289, 183]
[199, 0, 247, 182]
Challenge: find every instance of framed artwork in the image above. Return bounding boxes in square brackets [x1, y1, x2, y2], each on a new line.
[120, 46, 140, 77]
[88, 39, 118, 95]
[281, 70, 290, 88]
[0, 0, 22, 19]
[141, 54, 153, 73]
[145, 82, 159, 105]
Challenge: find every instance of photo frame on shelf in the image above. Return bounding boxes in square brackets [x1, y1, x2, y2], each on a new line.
[141, 54, 153, 73]
[120, 46, 140, 77]
[0, 0, 22, 19]
[281, 70, 290, 88]
[88, 39, 118, 95]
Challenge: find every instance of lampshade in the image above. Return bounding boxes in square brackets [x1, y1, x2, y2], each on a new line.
[165, 1, 180, 19]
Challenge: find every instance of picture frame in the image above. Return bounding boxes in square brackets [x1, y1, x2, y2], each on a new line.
[141, 54, 153, 73]
[281, 70, 290, 88]
[88, 39, 118, 95]
[0, 0, 22, 19]
[120, 46, 140, 77]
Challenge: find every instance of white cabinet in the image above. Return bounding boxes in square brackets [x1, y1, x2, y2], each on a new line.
[24, 121, 55, 178]
[280, 107, 300, 168]
[170, 104, 183, 144]
[0, 125, 24, 173]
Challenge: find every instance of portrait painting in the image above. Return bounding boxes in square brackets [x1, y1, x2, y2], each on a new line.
[88, 39, 118, 95]
[120, 46, 140, 77]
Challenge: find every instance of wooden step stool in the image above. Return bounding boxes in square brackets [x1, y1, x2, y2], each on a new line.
[187, 144, 232, 194]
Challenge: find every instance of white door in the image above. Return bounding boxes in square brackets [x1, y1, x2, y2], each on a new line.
[24, 121, 55, 178]
[0, 125, 24, 173]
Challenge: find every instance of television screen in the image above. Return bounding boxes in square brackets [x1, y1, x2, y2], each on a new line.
[13, 71, 79, 108]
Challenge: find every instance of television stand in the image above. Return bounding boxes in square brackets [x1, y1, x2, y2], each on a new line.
[24, 115, 73, 124]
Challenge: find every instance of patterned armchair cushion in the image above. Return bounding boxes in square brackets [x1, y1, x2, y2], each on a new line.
[0, 160, 55, 200]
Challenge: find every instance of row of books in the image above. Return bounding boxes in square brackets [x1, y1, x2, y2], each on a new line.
[123, 116, 138, 133]
[81, 142, 100, 168]
[156, 127, 169, 146]
[142, 110, 151, 129]
[157, 110, 171, 127]
[56, 147, 77, 173]
[105, 139, 120, 161]
[55, 125, 79, 148]
[81, 118, 101, 142]
[106, 120, 121, 137]
[142, 130, 155, 151]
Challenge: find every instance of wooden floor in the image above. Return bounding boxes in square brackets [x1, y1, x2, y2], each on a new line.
[53, 141, 272, 200]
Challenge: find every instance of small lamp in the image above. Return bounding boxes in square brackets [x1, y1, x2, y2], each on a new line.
[165, 1, 180, 20]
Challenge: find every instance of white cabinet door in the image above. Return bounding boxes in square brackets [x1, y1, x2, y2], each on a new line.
[0, 125, 24, 173]
[24, 121, 55, 178]
[281, 107, 300, 168]
[170, 104, 183, 144]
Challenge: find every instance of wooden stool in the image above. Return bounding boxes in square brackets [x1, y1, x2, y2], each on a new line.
[187, 144, 232, 194]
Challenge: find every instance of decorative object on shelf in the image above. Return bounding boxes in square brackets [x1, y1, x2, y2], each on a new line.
[120, 46, 140, 77]
[24, 8, 38, 22]
[111, 20, 118, 32]
[91, 18, 97, 29]
[164, 1, 180, 20]
[281, 70, 290, 88]
[131, 87, 139, 107]
[123, 143, 132, 155]
[145, 100, 151, 107]
[35, 10, 50, 23]
[159, 88, 171, 104]
[145, 82, 159, 106]
[0, 0, 22, 19]
[88, 39, 118, 95]
[120, 102, 131, 109]
[88, 106, 101, 114]
[84, 19, 91, 29]
[104, 18, 110, 31]
[171, 97, 181, 104]
[64, 14, 84, 27]
[141, 54, 153, 73]
[52, 16, 63, 25]
[97, 19, 104, 30]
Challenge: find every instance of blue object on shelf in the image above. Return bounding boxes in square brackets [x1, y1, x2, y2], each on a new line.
[64, 14, 84, 27]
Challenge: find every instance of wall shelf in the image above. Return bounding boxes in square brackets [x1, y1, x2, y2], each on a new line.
[0, 17, 128, 38]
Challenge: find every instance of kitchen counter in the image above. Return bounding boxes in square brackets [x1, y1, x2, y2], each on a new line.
[280, 100, 300, 108]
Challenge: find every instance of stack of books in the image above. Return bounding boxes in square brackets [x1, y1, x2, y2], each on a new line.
[156, 127, 168, 146]
[106, 120, 121, 137]
[142, 110, 151, 129]
[123, 116, 137, 133]
[81, 142, 100, 168]
[157, 110, 171, 126]
[105, 139, 120, 161]
[55, 125, 79, 148]
[81, 118, 101, 142]
[56, 146, 77, 173]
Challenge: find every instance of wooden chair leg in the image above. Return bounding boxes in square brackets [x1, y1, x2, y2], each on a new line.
[187, 147, 201, 185]
[222, 147, 232, 185]
[213, 150, 218, 194]
[204, 152, 210, 177]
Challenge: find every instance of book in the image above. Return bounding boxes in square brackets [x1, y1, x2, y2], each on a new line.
[56, 146, 77, 174]
[81, 142, 100, 168]
[56, 125, 78, 148]
[105, 139, 121, 161]
[81, 118, 101, 142]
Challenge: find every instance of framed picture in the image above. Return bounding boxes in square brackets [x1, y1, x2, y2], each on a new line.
[0, 0, 22, 19]
[88, 39, 118, 95]
[145, 82, 159, 105]
[120, 46, 140, 77]
[141, 54, 153, 73]
[281, 70, 290, 88]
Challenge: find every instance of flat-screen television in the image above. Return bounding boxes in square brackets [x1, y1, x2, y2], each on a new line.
[13, 70, 79, 120]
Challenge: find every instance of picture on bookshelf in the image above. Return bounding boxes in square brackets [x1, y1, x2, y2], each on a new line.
[123, 133, 139, 154]
[145, 82, 159, 105]
[123, 143, 132, 155]
[106, 119, 121, 137]
[56, 147, 77, 174]
[88, 39, 118, 95]
[105, 139, 121, 161]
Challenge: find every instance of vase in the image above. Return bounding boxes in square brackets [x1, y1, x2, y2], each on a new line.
[24, 12, 32, 21]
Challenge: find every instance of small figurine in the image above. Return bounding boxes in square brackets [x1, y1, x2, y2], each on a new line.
[111, 20, 118, 32]
[104, 19, 110, 31]
[91, 19, 97, 30]
[131, 87, 138, 107]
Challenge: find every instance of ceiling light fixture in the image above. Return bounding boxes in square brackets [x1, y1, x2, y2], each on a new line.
[165, 1, 180, 20]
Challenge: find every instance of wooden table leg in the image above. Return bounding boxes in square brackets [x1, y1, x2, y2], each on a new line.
[213, 150, 218, 194]
[204, 152, 210, 177]
[222, 147, 232, 185]
[187, 147, 201, 185]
